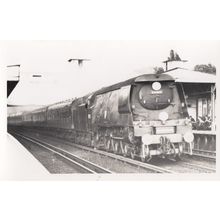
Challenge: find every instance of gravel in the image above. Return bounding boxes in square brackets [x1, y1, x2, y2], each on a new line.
[11, 130, 151, 173]
[14, 134, 90, 174]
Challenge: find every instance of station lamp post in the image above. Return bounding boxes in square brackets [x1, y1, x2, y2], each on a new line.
[68, 58, 90, 67]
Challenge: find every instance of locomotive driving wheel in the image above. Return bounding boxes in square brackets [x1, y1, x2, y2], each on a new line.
[130, 150, 135, 160]
[130, 145, 136, 160]
[94, 133, 101, 150]
[104, 137, 111, 152]
[174, 143, 183, 161]
[140, 144, 151, 162]
[113, 140, 119, 154]
[122, 142, 129, 157]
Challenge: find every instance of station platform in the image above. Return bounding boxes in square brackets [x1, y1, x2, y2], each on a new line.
[0, 133, 49, 180]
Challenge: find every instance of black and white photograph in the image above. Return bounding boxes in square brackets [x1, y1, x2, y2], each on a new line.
[1, 40, 218, 179]
[1, 1, 220, 220]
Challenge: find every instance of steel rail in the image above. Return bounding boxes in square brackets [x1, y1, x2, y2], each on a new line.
[179, 161, 216, 173]
[13, 132, 113, 174]
[48, 137, 216, 174]
[165, 157, 216, 173]
[19, 133, 176, 174]
[193, 149, 216, 154]
[89, 149, 177, 174]
[185, 149, 216, 160]
[12, 130, 215, 174]
[193, 149, 216, 157]
[12, 131, 176, 174]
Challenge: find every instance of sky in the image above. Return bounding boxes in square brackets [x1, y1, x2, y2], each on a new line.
[2, 40, 220, 108]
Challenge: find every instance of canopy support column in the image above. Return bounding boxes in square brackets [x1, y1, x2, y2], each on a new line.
[211, 84, 216, 131]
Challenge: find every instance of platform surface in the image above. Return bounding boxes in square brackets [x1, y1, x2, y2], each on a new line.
[0, 133, 49, 180]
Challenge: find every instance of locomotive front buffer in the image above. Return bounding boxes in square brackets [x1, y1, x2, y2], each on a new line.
[139, 120, 194, 161]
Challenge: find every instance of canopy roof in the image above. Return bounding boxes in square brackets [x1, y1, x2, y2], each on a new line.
[165, 68, 216, 83]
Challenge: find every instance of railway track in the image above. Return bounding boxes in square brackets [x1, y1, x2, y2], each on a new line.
[148, 156, 216, 173]
[13, 132, 112, 174]
[184, 149, 216, 161]
[192, 149, 216, 159]
[11, 131, 176, 174]
[11, 129, 216, 174]
[179, 160, 216, 173]
[42, 135, 215, 173]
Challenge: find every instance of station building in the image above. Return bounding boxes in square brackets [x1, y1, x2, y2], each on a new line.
[165, 66, 216, 153]
[165, 67, 216, 130]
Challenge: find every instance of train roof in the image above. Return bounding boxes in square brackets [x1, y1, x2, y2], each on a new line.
[31, 106, 47, 113]
[8, 112, 22, 117]
[94, 73, 174, 95]
[47, 99, 74, 110]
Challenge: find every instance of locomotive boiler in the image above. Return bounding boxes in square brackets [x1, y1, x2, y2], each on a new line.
[8, 73, 194, 162]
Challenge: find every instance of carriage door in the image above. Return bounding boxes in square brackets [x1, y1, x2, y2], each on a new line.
[71, 106, 76, 129]
[87, 100, 92, 131]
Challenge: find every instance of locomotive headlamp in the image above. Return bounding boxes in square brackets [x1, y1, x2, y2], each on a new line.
[183, 132, 194, 143]
[142, 134, 153, 145]
[159, 112, 168, 122]
[152, 82, 161, 91]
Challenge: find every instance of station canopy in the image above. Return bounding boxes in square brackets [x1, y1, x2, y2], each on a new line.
[166, 68, 216, 83]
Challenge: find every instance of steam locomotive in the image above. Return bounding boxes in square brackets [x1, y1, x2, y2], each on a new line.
[8, 73, 194, 161]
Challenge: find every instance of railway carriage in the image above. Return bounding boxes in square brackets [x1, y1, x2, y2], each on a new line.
[71, 94, 93, 146]
[31, 107, 47, 127]
[8, 113, 22, 126]
[46, 100, 73, 129]
[22, 111, 33, 126]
